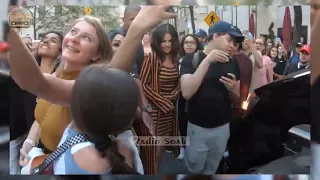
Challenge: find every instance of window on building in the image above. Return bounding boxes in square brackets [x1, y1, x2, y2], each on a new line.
[197, 6, 208, 14]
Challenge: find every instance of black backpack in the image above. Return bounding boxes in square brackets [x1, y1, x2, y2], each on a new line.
[191, 50, 203, 69]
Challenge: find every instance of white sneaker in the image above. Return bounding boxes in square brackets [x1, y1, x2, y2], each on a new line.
[177, 147, 184, 160]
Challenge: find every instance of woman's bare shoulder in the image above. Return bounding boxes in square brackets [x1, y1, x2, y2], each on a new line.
[73, 146, 111, 173]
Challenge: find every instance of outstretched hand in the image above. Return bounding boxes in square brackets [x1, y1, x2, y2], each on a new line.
[131, 2, 177, 32]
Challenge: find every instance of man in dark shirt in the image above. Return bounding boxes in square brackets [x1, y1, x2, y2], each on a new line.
[283, 44, 311, 76]
[118, 5, 145, 74]
[118, 6, 154, 134]
[180, 21, 241, 174]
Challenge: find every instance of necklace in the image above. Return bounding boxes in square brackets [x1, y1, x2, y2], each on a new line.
[37, 104, 56, 146]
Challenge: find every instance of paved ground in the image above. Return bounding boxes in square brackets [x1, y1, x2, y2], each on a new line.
[160, 151, 189, 174]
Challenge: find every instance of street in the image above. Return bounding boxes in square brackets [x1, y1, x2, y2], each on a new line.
[160, 151, 189, 174]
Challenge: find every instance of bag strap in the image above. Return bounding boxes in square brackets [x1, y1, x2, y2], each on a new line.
[192, 50, 202, 69]
[31, 134, 88, 174]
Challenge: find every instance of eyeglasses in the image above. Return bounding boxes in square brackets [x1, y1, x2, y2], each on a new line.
[184, 41, 196, 46]
[255, 42, 264, 46]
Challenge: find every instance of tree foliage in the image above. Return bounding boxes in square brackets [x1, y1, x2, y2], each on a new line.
[25, 6, 80, 34]
[84, 6, 120, 32]
[24, 6, 120, 39]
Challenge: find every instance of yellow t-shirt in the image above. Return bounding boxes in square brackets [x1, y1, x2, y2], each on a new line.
[34, 70, 80, 152]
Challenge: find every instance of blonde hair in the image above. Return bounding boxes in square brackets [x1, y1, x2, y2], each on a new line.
[55, 16, 113, 75]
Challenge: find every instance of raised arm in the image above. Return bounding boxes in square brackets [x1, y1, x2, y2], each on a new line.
[180, 54, 212, 100]
[251, 48, 263, 69]
[265, 58, 274, 83]
[9, 29, 73, 106]
[243, 38, 263, 69]
[140, 53, 173, 113]
[108, 5, 177, 73]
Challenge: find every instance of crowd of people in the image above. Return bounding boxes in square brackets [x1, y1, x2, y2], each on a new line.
[0, 2, 312, 176]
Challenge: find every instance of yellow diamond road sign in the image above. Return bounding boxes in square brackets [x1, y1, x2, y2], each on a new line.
[85, 7, 92, 15]
[204, 11, 220, 27]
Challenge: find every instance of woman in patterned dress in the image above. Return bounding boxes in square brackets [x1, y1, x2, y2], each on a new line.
[140, 23, 180, 174]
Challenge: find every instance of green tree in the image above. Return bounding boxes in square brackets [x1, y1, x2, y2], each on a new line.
[83, 6, 120, 32]
[25, 6, 81, 39]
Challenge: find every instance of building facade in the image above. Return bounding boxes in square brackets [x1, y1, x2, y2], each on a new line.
[175, 5, 310, 44]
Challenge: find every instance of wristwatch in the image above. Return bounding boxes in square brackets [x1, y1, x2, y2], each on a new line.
[142, 104, 153, 113]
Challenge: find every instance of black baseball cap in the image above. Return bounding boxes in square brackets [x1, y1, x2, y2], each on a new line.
[208, 21, 243, 38]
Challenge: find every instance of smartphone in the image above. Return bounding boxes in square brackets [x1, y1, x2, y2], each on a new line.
[225, 73, 233, 80]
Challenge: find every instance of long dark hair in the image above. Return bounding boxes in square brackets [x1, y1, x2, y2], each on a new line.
[107, 29, 125, 57]
[35, 31, 63, 73]
[179, 34, 203, 58]
[151, 23, 180, 61]
[70, 65, 140, 174]
[107, 29, 125, 41]
[267, 46, 277, 60]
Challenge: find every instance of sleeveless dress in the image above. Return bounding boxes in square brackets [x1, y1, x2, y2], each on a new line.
[54, 123, 144, 175]
[53, 123, 112, 175]
[34, 70, 80, 152]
